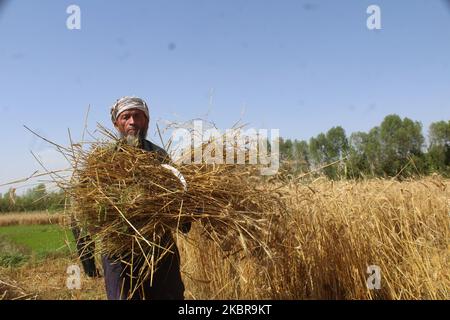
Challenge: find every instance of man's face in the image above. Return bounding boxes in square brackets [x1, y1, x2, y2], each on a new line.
[114, 109, 149, 140]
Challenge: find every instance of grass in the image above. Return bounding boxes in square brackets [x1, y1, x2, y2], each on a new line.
[0, 236, 29, 268]
[0, 224, 104, 300]
[0, 224, 75, 261]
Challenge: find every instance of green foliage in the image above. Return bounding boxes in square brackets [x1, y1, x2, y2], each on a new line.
[309, 126, 348, 179]
[0, 184, 65, 213]
[429, 120, 450, 147]
[347, 131, 371, 178]
[279, 138, 310, 175]
[0, 225, 75, 260]
[278, 115, 448, 179]
[0, 235, 30, 267]
[378, 115, 425, 176]
[427, 120, 450, 176]
[292, 140, 310, 174]
[0, 252, 29, 268]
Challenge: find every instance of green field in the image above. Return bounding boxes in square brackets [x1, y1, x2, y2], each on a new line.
[0, 224, 76, 267]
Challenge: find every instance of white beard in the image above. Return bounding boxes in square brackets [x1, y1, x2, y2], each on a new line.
[119, 128, 148, 147]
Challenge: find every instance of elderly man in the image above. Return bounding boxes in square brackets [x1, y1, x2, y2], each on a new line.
[73, 96, 190, 300]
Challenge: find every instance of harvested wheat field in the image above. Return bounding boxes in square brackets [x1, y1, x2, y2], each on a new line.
[1, 176, 448, 300]
[0, 211, 64, 227]
[0, 256, 105, 300]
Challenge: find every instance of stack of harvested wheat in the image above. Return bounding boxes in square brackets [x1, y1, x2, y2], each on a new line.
[60, 128, 283, 272]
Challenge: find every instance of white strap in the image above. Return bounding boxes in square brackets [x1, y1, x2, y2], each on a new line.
[161, 164, 188, 191]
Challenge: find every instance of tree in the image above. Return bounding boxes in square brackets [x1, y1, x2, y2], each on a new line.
[326, 126, 349, 159]
[365, 127, 382, 176]
[292, 140, 310, 174]
[427, 120, 450, 175]
[310, 126, 348, 179]
[0, 193, 6, 213]
[379, 115, 425, 176]
[279, 138, 311, 175]
[429, 120, 450, 147]
[309, 133, 329, 167]
[279, 138, 294, 161]
[0, 184, 65, 213]
[347, 131, 370, 178]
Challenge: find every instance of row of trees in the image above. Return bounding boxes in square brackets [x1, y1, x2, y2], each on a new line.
[0, 184, 65, 213]
[278, 115, 449, 179]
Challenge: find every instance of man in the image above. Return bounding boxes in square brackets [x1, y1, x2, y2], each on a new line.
[72, 96, 190, 300]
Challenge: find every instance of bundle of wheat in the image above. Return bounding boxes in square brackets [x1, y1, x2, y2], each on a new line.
[60, 127, 283, 277]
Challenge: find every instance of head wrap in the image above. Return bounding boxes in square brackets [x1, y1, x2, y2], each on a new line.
[110, 96, 149, 123]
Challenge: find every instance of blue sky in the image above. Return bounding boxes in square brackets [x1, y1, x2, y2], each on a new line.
[1, 0, 450, 194]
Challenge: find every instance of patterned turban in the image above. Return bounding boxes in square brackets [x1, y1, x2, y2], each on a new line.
[110, 96, 149, 124]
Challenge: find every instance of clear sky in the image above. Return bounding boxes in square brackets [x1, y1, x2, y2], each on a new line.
[1, 0, 450, 194]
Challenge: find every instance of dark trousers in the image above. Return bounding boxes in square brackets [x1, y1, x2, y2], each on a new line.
[102, 244, 185, 300]
[71, 226, 99, 278]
